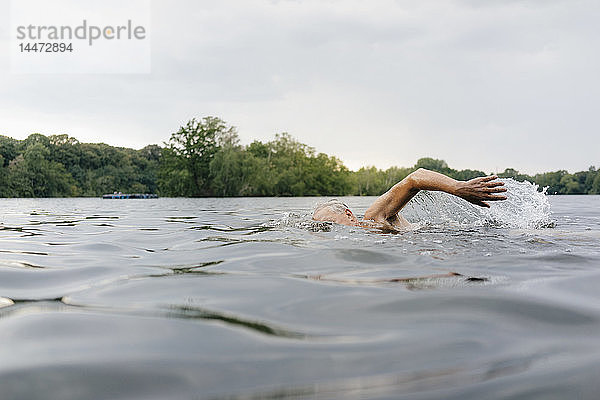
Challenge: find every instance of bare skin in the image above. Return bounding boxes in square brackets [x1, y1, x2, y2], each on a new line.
[312, 168, 508, 230]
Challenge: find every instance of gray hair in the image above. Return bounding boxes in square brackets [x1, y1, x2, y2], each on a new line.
[313, 199, 349, 216]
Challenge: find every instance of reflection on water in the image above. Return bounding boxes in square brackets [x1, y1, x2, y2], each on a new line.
[0, 194, 599, 399]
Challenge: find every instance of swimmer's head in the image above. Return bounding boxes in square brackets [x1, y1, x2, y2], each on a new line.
[312, 199, 359, 226]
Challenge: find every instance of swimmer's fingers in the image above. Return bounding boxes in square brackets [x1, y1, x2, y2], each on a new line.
[471, 193, 507, 207]
[459, 175, 508, 207]
[478, 175, 499, 182]
[484, 193, 508, 201]
[481, 185, 508, 199]
[486, 181, 505, 188]
[483, 186, 507, 193]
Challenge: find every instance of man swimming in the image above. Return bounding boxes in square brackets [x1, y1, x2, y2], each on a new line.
[312, 168, 507, 230]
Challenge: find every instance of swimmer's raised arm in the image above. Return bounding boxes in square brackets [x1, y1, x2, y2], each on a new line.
[364, 168, 507, 224]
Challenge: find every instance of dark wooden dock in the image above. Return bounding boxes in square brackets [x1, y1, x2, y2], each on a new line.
[102, 193, 159, 199]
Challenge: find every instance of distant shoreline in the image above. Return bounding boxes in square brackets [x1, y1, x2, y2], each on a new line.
[1, 119, 598, 197]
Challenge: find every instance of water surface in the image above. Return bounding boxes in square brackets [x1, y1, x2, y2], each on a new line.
[0, 186, 599, 399]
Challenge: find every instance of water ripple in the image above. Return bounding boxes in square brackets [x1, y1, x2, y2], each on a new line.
[0, 196, 597, 399]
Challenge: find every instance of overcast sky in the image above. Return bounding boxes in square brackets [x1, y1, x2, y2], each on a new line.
[1, 0, 599, 174]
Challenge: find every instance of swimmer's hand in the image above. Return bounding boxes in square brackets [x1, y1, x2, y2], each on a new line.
[454, 175, 507, 208]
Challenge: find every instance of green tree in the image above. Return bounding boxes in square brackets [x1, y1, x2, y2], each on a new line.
[497, 168, 533, 182]
[0, 136, 18, 167]
[6, 154, 33, 197]
[210, 149, 266, 196]
[353, 166, 386, 196]
[0, 155, 8, 196]
[3, 143, 75, 197]
[21, 133, 50, 149]
[559, 174, 582, 194]
[414, 157, 449, 173]
[534, 170, 568, 194]
[590, 173, 600, 194]
[24, 143, 76, 197]
[162, 117, 236, 196]
[158, 147, 195, 197]
[452, 169, 487, 181]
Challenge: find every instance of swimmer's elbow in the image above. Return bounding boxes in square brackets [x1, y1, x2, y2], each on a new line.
[406, 168, 429, 191]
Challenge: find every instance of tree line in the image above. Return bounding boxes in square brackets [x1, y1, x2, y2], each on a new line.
[0, 116, 598, 197]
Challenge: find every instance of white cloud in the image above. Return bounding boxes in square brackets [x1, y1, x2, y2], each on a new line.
[0, 0, 598, 173]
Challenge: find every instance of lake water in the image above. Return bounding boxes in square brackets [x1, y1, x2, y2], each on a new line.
[0, 182, 599, 399]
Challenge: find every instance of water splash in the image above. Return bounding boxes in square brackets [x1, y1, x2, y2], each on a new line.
[264, 212, 333, 232]
[403, 178, 554, 229]
[270, 179, 553, 232]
